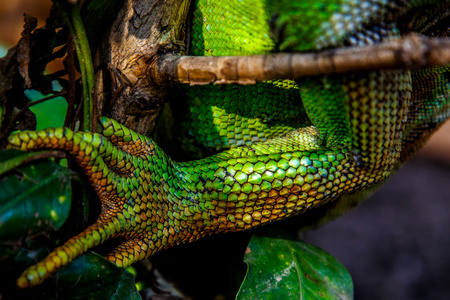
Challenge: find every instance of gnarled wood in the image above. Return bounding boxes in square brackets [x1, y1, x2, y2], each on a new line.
[93, 0, 191, 136]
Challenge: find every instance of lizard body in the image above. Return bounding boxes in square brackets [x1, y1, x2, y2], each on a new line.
[6, 0, 450, 288]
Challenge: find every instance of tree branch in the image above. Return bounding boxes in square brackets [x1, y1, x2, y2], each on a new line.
[153, 34, 450, 85]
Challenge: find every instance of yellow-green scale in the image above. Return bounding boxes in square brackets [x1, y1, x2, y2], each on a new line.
[181, 0, 309, 155]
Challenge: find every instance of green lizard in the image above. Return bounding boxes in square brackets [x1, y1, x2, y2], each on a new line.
[5, 0, 450, 288]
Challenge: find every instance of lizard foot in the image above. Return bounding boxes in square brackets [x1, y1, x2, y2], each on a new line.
[8, 118, 163, 288]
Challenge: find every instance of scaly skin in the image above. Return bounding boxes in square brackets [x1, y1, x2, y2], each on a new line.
[7, 0, 450, 288]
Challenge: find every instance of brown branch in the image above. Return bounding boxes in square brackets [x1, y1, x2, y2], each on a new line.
[154, 34, 450, 85]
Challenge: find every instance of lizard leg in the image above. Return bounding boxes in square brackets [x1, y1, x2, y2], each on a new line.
[6, 117, 368, 288]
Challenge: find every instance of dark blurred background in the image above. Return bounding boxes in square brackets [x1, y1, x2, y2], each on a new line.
[306, 153, 450, 300]
[2, 1, 450, 299]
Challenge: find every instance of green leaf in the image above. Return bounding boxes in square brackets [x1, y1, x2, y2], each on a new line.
[0, 150, 75, 240]
[57, 252, 141, 300]
[236, 234, 353, 300]
[25, 89, 68, 130]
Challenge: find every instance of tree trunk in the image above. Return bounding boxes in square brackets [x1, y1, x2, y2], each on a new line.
[93, 0, 191, 135]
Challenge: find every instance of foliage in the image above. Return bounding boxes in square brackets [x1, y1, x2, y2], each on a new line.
[237, 234, 353, 299]
[56, 253, 140, 300]
[0, 150, 73, 240]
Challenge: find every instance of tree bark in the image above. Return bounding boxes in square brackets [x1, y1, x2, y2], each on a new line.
[93, 0, 191, 135]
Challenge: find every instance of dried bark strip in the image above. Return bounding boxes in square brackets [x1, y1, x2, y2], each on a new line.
[154, 34, 450, 85]
[18, 14, 38, 89]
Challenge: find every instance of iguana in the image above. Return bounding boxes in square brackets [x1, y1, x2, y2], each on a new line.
[4, 0, 450, 289]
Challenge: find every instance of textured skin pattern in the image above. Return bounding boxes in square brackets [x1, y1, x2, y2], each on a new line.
[7, 0, 450, 288]
[181, 80, 310, 154]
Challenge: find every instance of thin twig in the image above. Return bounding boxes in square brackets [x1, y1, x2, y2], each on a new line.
[20, 151, 68, 165]
[63, 36, 77, 129]
[0, 92, 67, 141]
[153, 34, 450, 85]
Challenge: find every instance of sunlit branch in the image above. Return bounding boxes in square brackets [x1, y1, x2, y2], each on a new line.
[153, 34, 450, 85]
